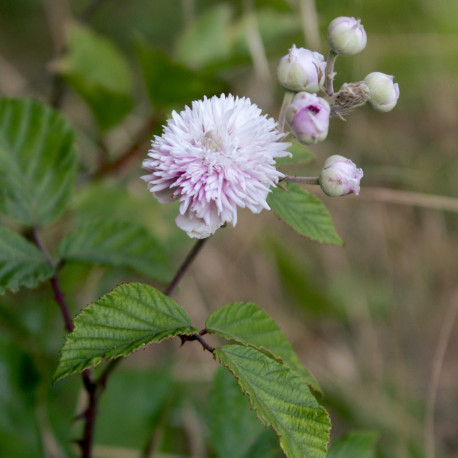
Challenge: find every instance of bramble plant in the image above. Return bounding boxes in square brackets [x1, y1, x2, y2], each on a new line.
[0, 7, 406, 458]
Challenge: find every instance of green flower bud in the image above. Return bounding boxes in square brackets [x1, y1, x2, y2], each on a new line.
[327, 17, 367, 56]
[277, 45, 326, 93]
[364, 72, 400, 112]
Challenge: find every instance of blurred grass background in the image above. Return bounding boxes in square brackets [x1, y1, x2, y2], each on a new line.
[0, 0, 457, 457]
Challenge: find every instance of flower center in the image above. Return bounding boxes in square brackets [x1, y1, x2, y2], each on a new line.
[202, 130, 223, 152]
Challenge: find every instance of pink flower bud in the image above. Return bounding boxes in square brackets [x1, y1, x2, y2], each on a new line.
[285, 92, 330, 145]
[277, 45, 326, 93]
[364, 72, 400, 112]
[327, 17, 367, 56]
[319, 155, 363, 197]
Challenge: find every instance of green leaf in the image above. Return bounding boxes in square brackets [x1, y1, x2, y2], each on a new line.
[0, 98, 77, 227]
[136, 37, 226, 109]
[59, 218, 172, 283]
[276, 141, 315, 166]
[53, 283, 198, 381]
[328, 431, 378, 458]
[215, 345, 331, 458]
[206, 302, 321, 394]
[268, 184, 343, 245]
[0, 228, 54, 294]
[175, 4, 233, 68]
[54, 22, 132, 130]
[208, 367, 264, 458]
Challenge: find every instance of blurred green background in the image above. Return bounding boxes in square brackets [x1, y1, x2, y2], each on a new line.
[0, 0, 457, 457]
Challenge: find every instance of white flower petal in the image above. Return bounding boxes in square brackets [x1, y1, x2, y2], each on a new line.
[142, 94, 291, 238]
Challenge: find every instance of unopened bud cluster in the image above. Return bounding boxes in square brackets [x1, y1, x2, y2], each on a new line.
[276, 16, 399, 197]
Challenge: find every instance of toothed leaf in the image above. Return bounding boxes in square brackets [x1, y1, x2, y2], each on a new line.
[206, 302, 321, 394]
[0, 228, 54, 294]
[54, 283, 197, 381]
[215, 345, 331, 458]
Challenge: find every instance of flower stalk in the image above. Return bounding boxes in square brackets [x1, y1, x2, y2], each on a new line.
[280, 175, 320, 185]
[325, 50, 338, 96]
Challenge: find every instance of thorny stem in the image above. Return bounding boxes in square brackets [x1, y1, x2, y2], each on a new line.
[325, 50, 338, 96]
[277, 90, 294, 133]
[180, 329, 215, 353]
[280, 175, 320, 185]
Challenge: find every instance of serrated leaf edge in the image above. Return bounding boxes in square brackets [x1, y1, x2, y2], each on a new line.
[268, 186, 344, 246]
[205, 304, 322, 395]
[53, 282, 198, 382]
[53, 326, 197, 382]
[208, 327, 321, 394]
[214, 346, 331, 458]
